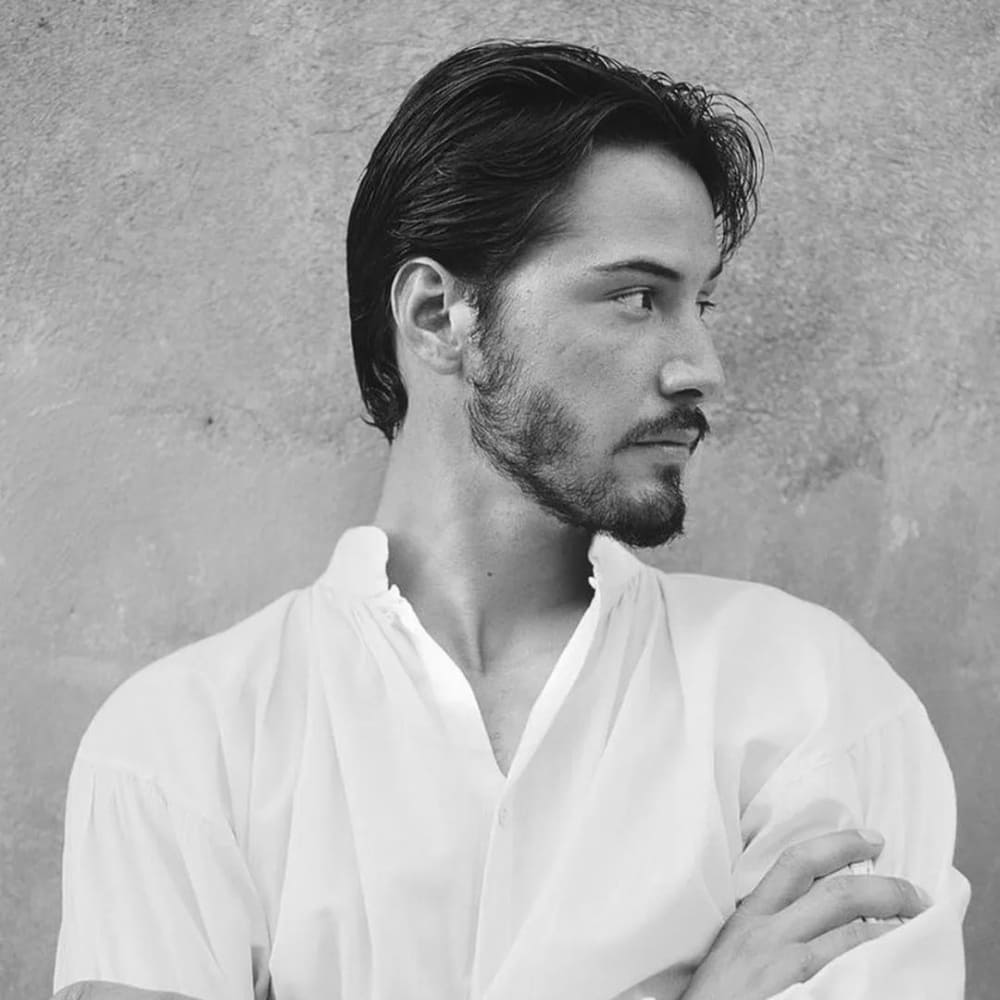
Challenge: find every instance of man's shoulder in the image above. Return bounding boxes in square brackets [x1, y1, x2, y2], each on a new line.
[73, 586, 313, 806]
[651, 567, 848, 642]
[647, 566, 917, 715]
[643, 567, 928, 797]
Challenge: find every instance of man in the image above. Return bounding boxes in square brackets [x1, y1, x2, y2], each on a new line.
[53, 40, 969, 1000]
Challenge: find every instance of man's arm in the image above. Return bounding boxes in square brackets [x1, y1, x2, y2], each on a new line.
[54, 756, 269, 1000]
[53, 983, 202, 1000]
[617, 626, 968, 1000]
[615, 829, 932, 1000]
[723, 694, 969, 998]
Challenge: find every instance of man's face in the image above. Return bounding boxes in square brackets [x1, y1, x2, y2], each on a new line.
[464, 144, 725, 548]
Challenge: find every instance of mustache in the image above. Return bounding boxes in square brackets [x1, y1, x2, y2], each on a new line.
[619, 407, 711, 449]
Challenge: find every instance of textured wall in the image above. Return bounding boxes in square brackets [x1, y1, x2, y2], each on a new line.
[1, 1, 997, 997]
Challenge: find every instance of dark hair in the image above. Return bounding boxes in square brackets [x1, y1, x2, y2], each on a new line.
[346, 40, 767, 442]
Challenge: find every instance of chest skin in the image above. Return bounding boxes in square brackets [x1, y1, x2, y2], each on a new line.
[467, 670, 549, 777]
[400, 561, 595, 776]
[460, 603, 590, 777]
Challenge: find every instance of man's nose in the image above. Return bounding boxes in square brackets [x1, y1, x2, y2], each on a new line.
[656, 321, 725, 402]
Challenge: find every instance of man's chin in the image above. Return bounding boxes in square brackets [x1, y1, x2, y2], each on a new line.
[531, 489, 685, 549]
[602, 515, 686, 549]
[597, 482, 687, 548]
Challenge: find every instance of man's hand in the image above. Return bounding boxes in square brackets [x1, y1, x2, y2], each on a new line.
[680, 829, 931, 1000]
[52, 982, 201, 1000]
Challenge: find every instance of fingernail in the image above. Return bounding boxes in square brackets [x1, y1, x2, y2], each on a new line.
[859, 828, 884, 845]
[917, 886, 934, 908]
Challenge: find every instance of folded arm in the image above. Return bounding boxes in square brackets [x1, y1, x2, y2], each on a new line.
[731, 695, 970, 998]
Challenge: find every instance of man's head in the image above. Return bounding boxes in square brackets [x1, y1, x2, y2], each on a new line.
[347, 40, 765, 546]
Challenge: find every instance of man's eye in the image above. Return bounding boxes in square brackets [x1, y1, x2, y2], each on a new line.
[698, 300, 717, 317]
[616, 289, 654, 312]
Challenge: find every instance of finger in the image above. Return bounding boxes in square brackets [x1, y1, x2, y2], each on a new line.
[793, 917, 902, 980]
[773, 874, 930, 941]
[739, 829, 885, 916]
[52, 986, 86, 1000]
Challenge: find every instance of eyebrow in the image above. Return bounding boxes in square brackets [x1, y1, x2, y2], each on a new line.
[590, 256, 724, 284]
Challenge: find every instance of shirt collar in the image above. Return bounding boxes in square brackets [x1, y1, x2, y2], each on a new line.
[319, 525, 644, 604]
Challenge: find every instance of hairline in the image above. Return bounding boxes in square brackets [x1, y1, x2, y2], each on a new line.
[458, 135, 724, 324]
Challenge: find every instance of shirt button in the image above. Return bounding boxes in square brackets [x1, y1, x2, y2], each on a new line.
[497, 806, 509, 827]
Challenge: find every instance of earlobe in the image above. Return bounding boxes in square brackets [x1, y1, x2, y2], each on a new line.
[391, 258, 470, 375]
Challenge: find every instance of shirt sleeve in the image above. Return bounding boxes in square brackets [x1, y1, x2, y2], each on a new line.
[53, 756, 270, 1000]
[732, 696, 970, 999]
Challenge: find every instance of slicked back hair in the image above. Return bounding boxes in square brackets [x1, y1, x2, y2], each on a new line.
[346, 40, 766, 442]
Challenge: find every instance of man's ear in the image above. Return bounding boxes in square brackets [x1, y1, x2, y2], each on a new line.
[390, 257, 476, 375]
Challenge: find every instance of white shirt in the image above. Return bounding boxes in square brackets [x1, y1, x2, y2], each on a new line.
[54, 527, 969, 1000]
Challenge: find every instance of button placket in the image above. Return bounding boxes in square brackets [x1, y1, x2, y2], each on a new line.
[470, 793, 516, 1000]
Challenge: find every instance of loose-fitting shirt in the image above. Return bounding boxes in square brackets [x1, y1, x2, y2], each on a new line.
[54, 527, 969, 1000]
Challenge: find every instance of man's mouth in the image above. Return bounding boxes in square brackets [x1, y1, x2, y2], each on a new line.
[632, 429, 702, 452]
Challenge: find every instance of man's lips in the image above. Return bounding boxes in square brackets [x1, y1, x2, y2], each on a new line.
[631, 429, 702, 451]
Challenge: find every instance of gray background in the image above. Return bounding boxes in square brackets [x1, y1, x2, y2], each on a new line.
[2, 1, 998, 997]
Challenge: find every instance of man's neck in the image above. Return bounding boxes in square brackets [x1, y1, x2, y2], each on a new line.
[372, 436, 595, 677]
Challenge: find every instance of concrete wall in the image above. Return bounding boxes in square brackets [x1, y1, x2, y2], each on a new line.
[1, 1, 997, 997]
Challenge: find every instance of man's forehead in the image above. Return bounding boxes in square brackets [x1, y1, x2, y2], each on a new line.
[536, 237, 724, 287]
[567, 144, 713, 208]
[543, 146, 721, 273]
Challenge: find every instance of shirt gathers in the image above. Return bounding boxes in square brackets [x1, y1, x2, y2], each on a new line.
[54, 527, 969, 1000]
